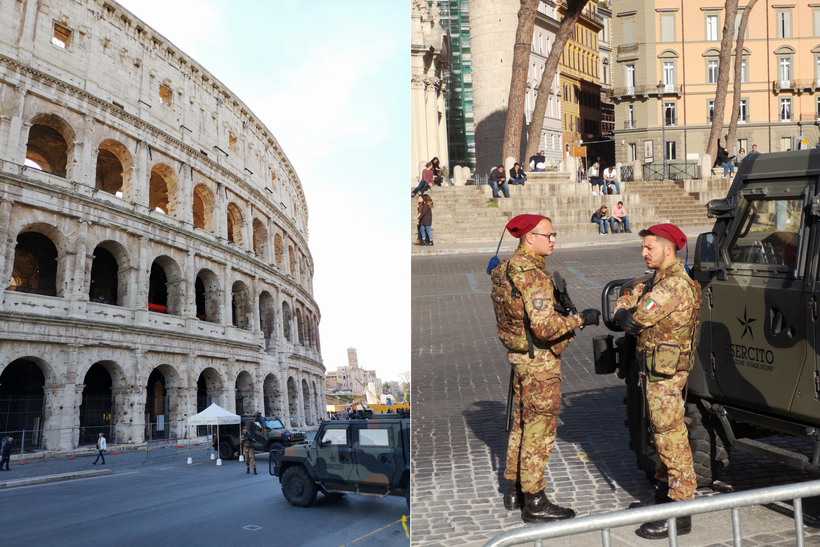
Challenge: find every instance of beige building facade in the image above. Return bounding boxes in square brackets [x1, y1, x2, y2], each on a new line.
[325, 348, 380, 395]
[0, 0, 324, 450]
[612, 0, 820, 172]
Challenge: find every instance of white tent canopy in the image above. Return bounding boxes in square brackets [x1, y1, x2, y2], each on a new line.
[188, 403, 240, 425]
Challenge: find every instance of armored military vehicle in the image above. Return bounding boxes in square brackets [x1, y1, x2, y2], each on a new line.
[270, 413, 410, 508]
[214, 414, 305, 460]
[597, 149, 820, 487]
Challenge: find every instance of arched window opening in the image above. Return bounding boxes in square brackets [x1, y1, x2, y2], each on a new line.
[25, 124, 68, 177]
[263, 374, 281, 417]
[149, 167, 169, 214]
[282, 301, 292, 342]
[79, 363, 112, 445]
[196, 367, 222, 436]
[231, 281, 251, 330]
[148, 262, 168, 313]
[288, 246, 296, 276]
[295, 308, 304, 345]
[260, 291, 276, 351]
[252, 219, 268, 258]
[273, 233, 284, 267]
[89, 247, 118, 305]
[95, 148, 124, 196]
[0, 359, 46, 438]
[235, 371, 254, 415]
[195, 269, 220, 323]
[10, 232, 58, 296]
[302, 379, 313, 425]
[192, 184, 215, 232]
[226, 202, 243, 245]
[145, 368, 168, 440]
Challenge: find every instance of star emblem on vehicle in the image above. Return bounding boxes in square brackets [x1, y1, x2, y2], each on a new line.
[737, 307, 756, 340]
[329, 454, 337, 463]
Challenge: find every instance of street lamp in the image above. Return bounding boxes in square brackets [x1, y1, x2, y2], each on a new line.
[656, 80, 667, 181]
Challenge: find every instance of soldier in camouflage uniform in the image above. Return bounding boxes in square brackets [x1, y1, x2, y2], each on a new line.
[240, 426, 257, 475]
[491, 214, 600, 523]
[614, 223, 702, 539]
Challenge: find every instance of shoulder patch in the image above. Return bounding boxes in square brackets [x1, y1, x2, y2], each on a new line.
[532, 298, 543, 310]
[645, 299, 657, 311]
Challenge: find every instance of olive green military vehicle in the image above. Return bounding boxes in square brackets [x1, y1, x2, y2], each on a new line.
[270, 413, 410, 508]
[597, 149, 820, 487]
[213, 413, 305, 460]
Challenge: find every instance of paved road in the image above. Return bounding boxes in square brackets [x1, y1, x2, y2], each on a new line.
[411, 244, 820, 547]
[2, 447, 409, 547]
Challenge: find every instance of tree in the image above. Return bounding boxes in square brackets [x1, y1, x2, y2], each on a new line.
[502, 0, 540, 165]
[398, 370, 411, 402]
[705, 0, 740, 164]
[522, 0, 591, 169]
[725, 0, 758, 156]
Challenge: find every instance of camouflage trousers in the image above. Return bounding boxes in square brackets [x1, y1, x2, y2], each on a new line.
[647, 370, 696, 501]
[243, 447, 256, 469]
[504, 362, 561, 494]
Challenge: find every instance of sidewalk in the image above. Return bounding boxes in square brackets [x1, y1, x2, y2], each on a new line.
[411, 225, 715, 256]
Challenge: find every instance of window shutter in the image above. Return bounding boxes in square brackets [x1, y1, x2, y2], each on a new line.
[624, 18, 634, 44]
[661, 14, 674, 42]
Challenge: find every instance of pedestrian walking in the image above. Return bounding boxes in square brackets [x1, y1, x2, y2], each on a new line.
[490, 214, 601, 523]
[240, 426, 256, 475]
[0, 436, 12, 470]
[92, 432, 106, 465]
[614, 223, 702, 539]
[418, 194, 434, 246]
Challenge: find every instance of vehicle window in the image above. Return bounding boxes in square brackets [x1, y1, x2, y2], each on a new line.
[263, 419, 284, 429]
[358, 428, 390, 447]
[727, 198, 803, 268]
[321, 428, 348, 445]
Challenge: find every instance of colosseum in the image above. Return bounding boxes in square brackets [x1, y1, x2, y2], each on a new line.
[0, 0, 325, 451]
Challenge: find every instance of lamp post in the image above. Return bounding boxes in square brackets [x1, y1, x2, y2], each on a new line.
[656, 81, 667, 181]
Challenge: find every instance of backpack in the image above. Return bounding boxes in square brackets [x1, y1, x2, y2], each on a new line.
[490, 259, 535, 356]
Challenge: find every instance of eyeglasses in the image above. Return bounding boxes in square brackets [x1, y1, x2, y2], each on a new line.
[530, 232, 558, 241]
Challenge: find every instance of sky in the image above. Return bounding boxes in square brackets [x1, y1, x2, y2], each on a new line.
[116, 1, 410, 382]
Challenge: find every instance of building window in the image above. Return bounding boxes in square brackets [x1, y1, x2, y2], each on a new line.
[738, 138, 748, 153]
[660, 13, 675, 42]
[627, 104, 635, 128]
[734, 11, 748, 40]
[159, 84, 173, 106]
[739, 99, 748, 123]
[781, 136, 792, 151]
[777, 10, 792, 39]
[741, 58, 747, 83]
[52, 23, 71, 49]
[779, 57, 791, 87]
[706, 14, 719, 41]
[815, 8, 820, 37]
[623, 17, 634, 45]
[708, 100, 715, 123]
[665, 141, 677, 161]
[663, 61, 675, 92]
[626, 64, 636, 93]
[816, 96, 820, 119]
[780, 98, 792, 122]
[664, 102, 676, 126]
[707, 60, 719, 84]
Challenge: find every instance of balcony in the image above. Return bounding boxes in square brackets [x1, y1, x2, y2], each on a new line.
[664, 116, 677, 127]
[800, 112, 820, 122]
[618, 43, 639, 55]
[772, 79, 815, 93]
[624, 120, 636, 129]
[610, 84, 682, 101]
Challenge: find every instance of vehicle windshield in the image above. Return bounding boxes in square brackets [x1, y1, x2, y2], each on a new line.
[727, 197, 803, 268]
[263, 419, 284, 429]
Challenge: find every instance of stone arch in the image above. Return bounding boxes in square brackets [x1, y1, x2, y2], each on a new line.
[192, 183, 216, 232]
[148, 255, 184, 316]
[295, 308, 304, 345]
[195, 269, 220, 323]
[273, 233, 284, 267]
[286, 376, 299, 424]
[252, 218, 268, 259]
[282, 301, 292, 342]
[89, 240, 131, 307]
[301, 378, 313, 425]
[195, 367, 224, 432]
[231, 280, 251, 330]
[95, 139, 133, 197]
[148, 163, 179, 217]
[774, 45, 796, 55]
[263, 373, 282, 417]
[9, 229, 61, 297]
[0, 357, 56, 448]
[145, 364, 181, 440]
[78, 361, 125, 445]
[235, 370, 255, 415]
[226, 202, 244, 245]
[259, 291, 276, 351]
[25, 113, 75, 177]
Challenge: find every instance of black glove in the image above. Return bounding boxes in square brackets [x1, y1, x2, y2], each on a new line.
[580, 308, 601, 327]
[614, 307, 643, 336]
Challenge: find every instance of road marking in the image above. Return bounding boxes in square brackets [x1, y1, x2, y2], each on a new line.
[337, 517, 408, 546]
[465, 273, 482, 294]
[566, 266, 601, 288]
[243, 525, 261, 531]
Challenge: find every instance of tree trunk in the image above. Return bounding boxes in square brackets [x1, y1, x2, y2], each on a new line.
[705, 0, 740, 163]
[725, 0, 758, 156]
[502, 0, 540, 165]
[523, 0, 590, 170]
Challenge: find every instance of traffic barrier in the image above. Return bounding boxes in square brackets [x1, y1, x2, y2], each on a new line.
[143, 438, 179, 465]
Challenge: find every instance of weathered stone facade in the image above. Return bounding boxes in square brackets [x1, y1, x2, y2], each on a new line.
[0, 0, 324, 450]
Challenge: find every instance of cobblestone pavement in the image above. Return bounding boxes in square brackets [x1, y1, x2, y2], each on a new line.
[411, 244, 820, 547]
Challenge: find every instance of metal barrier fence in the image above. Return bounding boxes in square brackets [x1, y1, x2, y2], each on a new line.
[143, 438, 179, 465]
[620, 165, 634, 182]
[482, 479, 820, 547]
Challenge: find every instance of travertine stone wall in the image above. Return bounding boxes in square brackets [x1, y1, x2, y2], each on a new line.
[0, 0, 325, 449]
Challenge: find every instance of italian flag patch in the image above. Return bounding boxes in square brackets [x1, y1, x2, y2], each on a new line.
[645, 299, 657, 311]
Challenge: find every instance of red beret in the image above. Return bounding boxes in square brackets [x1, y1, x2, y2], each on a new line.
[506, 214, 545, 237]
[645, 223, 686, 250]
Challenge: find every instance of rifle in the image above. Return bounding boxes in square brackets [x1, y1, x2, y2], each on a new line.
[506, 368, 515, 433]
[551, 271, 577, 316]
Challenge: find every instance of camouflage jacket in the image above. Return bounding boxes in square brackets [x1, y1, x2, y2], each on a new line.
[240, 431, 254, 450]
[614, 258, 702, 370]
[491, 246, 584, 375]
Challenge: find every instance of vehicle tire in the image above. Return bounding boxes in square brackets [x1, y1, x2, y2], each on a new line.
[281, 466, 318, 507]
[218, 441, 234, 461]
[624, 357, 659, 483]
[685, 399, 730, 487]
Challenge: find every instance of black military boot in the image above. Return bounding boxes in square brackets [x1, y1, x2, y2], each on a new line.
[639, 515, 692, 539]
[253, 468, 257, 475]
[246, 468, 250, 474]
[503, 481, 522, 511]
[521, 491, 576, 523]
[629, 484, 669, 509]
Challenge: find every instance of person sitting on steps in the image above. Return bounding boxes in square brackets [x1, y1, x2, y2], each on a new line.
[591, 205, 613, 235]
[611, 201, 631, 233]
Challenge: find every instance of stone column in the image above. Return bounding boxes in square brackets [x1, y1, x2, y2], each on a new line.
[224, 266, 234, 327]
[184, 250, 195, 318]
[437, 79, 449, 172]
[135, 236, 149, 324]
[0, 198, 16, 311]
[296, 372, 306, 428]
[244, 201, 254, 253]
[410, 76, 426, 184]
[251, 276, 261, 339]
[177, 162, 194, 224]
[73, 114, 95, 185]
[131, 141, 149, 206]
[3, 86, 27, 172]
[215, 183, 227, 240]
[70, 219, 90, 315]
